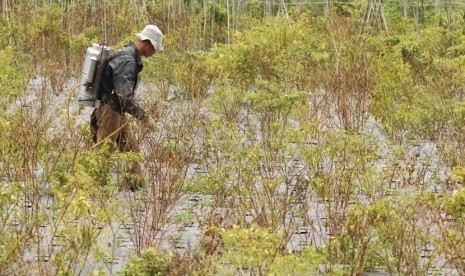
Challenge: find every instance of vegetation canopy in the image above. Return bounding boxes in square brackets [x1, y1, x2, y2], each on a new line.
[1, 0, 465, 274]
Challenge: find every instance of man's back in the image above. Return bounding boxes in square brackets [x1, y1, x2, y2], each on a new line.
[100, 42, 145, 120]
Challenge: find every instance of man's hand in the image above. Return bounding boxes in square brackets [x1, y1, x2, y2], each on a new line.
[142, 116, 156, 130]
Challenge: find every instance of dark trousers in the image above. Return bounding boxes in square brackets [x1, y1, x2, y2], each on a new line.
[90, 103, 142, 177]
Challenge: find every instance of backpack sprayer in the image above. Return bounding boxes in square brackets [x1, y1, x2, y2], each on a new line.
[77, 43, 111, 108]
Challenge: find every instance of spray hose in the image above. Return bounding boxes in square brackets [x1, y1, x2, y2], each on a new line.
[66, 82, 83, 141]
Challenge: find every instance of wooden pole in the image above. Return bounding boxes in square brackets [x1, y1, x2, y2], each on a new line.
[227, 0, 230, 44]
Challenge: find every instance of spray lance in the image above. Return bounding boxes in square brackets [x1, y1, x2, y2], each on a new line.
[88, 120, 189, 150]
[150, 120, 190, 144]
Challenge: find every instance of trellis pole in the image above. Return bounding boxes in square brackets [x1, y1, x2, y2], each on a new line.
[361, 0, 389, 36]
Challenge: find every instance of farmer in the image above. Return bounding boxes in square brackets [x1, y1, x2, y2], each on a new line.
[90, 24, 163, 191]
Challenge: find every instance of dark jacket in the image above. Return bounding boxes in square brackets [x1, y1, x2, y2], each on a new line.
[101, 41, 146, 120]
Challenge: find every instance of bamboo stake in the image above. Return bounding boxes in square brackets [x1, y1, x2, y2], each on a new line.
[281, 0, 290, 25]
[227, 0, 230, 44]
[403, 0, 408, 18]
[2, 0, 8, 20]
[203, 0, 207, 49]
[361, 0, 388, 36]
[211, 0, 214, 46]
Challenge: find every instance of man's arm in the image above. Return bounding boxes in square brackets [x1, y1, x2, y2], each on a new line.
[110, 55, 146, 120]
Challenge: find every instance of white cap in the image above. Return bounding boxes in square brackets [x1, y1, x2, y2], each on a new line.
[136, 24, 164, 52]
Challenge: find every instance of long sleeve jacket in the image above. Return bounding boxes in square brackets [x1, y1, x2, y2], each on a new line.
[101, 42, 146, 120]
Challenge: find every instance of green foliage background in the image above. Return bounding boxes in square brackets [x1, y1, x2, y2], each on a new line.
[1, 0, 465, 275]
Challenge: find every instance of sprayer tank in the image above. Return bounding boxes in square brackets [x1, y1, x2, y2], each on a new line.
[77, 44, 111, 107]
